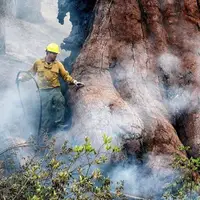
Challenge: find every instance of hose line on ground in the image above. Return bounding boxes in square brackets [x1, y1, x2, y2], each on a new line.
[16, 71, 42, 143]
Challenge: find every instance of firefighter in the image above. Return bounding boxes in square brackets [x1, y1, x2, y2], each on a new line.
[18, 43, 84, 136]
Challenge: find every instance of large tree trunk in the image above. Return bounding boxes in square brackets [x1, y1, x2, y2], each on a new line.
[63, 0, 200, 169]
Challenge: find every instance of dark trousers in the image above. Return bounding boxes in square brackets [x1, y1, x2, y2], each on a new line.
[39, 87, 65, 135]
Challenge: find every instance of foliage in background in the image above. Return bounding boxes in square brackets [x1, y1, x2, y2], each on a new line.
[0, 134, 126, 200]
[163, 146, 200, 200]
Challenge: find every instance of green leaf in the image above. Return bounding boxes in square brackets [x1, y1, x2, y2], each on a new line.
[103, 134, 112, 144]
[73, 145, 84, 153]
[112, 146, 121, 152]
[105, 144, 112, 151]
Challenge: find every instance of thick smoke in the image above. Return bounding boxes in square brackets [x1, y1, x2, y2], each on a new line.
[158, 53, 198, 118]
[109, 163, 176, 199]
[108, 49, 193, 198]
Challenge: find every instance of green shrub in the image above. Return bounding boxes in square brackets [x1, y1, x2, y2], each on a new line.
[163, 146, 200, 200]
[0, 134, 126, 200]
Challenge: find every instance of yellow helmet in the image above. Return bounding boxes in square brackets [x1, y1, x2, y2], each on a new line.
[46, 43, 60, 54]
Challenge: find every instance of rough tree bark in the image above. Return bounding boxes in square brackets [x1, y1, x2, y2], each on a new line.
[59, 0, 200, 169]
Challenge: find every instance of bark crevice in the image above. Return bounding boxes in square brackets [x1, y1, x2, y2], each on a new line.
[197, 0, 200, 11]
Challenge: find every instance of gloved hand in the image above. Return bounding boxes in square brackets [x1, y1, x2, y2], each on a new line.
[73, 80, 85, 88]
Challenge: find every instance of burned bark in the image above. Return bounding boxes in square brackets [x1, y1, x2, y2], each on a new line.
[58, 0, 97, 72]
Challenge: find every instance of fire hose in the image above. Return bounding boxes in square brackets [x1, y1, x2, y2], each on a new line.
[16, 71, 42, 144]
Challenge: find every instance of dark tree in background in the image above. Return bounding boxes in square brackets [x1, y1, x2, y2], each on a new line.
[58, 0, 96, 72]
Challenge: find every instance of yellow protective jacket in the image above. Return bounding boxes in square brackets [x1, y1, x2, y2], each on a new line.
[25, 58, 74, 89]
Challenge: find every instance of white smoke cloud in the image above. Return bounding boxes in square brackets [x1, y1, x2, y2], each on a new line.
[157, 52, 199, 117]
[158, 53, 182, 76]
[109, 163, 176, 199]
